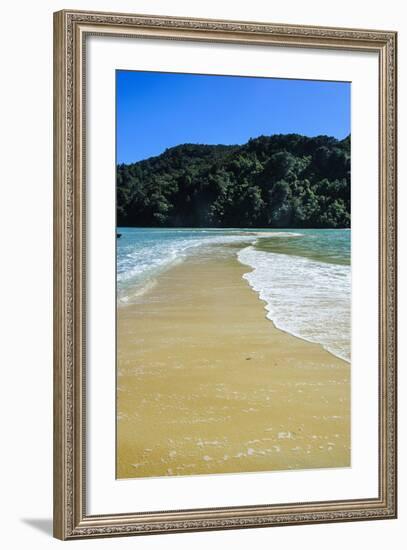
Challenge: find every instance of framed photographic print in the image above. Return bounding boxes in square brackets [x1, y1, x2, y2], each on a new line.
[53, 9, 397, 540]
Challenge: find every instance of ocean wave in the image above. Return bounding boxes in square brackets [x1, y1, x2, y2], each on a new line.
[238, 246, 351, 362]
[244, 231, 303, 238]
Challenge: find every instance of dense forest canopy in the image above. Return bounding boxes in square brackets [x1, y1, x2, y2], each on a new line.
[117, 133, 350, 228]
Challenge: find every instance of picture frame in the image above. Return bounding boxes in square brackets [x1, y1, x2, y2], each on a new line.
[53, 9, 397, 540]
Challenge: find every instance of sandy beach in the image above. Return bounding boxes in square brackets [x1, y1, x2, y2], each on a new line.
[117, 244, 350, 479]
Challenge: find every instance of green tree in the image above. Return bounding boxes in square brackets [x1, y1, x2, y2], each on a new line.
[117, 133, 351, 228]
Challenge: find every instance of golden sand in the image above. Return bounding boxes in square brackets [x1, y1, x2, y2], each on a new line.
[117, 245, 350, 479]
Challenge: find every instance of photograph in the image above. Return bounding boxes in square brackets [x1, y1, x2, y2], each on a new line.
[115, 70, 351, 479]
[52, 8, 397, 539]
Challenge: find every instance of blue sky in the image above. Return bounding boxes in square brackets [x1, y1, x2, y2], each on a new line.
[116, 70, 350, 165]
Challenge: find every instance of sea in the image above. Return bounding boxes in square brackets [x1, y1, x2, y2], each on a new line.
[117, 227, 351, 362]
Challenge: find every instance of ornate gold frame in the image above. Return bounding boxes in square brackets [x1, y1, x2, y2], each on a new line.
[53, 9, 397, 540]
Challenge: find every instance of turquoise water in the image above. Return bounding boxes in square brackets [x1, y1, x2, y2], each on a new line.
[254, 229, 350, 266]
[117, 227, 351, 362]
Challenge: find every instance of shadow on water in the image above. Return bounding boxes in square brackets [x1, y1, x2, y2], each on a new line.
[21, 518, 53, 537]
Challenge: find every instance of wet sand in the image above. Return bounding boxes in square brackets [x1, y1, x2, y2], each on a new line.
[117, 245, 350, 479]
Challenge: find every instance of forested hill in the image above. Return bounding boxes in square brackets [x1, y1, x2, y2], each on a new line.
[117, 134, 350, 228]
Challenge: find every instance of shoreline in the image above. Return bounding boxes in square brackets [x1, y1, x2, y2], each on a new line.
[236, 245, 350, 363]
[117, 243, 350, 479]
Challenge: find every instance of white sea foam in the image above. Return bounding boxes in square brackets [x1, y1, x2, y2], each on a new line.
[238, 246, 351, 362]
